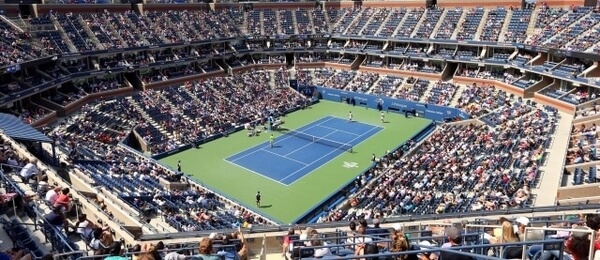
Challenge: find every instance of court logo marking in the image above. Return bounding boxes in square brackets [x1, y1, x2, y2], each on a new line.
[343, 162, 358, 168]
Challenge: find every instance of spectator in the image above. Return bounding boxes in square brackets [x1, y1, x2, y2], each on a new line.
[538, 226, 592, 260]
[499, 221, 523, 258]
[389, 230, 411, 259]
[19, 159, 39, 183]
[75, 214, 96, 240]
[43, 205, 70, 234]
[439, 227, 474, 260]
[53, 187, 73, 213]
[282, 227, 295, 257]
[0, 248, 33, 260]
[192, 238, 221, 260]
[44, 186, 61, 205]
[91, 228, 114, 255]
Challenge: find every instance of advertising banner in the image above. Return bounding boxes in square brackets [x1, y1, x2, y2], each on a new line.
[313, 86, 470, 122]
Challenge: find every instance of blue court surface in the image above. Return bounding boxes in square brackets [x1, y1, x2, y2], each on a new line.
[225, 116, 383, 186]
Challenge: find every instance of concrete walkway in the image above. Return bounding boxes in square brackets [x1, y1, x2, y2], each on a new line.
[532, 111, 573, 206]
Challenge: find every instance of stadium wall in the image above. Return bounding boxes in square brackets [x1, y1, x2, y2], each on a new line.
[313, 86, 470, 121]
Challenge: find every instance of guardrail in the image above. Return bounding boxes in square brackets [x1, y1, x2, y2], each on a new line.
[138, 203, 600, 241]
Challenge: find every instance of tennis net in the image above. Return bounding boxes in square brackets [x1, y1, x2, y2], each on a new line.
[283, 130, 353, 152]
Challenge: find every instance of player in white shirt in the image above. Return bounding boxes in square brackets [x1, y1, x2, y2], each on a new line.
[348, 111, 353, 122]
[380, 111, 385, 123]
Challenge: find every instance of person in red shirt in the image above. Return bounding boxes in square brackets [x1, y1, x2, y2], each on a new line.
[54, 188, 72, 213]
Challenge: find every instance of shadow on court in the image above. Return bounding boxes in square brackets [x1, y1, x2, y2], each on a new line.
[259, 205, 272, 208]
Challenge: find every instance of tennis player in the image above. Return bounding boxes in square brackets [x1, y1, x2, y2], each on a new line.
[348, 111, 353, 122]
[256, 191, 261, 207]
[380, 111, 385, 123]
[270, 134, 275, 148]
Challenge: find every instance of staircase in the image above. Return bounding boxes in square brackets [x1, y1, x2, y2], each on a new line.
[374, 9, 399, 35]
[275, 11, 283, 35]
[526, 8, 541, 35]
[0, 15, 25, 33]
[122, 15, 150, 46]
[392, 10, 413, 37]
[450, 11, 468, 40]
[418, 82, 435, 103]
[531, 110, 573, 206]
[473, 9, 490, 40]
[358, 9, 380, 35]
[543, 12, 592, 45]
[429, 9, 448, 39]
[76, 15, 105, 50]
[497, 9, 513, 42]
[259, 11, 265, 35]
[269, 71, 277, 88]
[341, 8, 367, 35]
[240, 11, 249, 35]
[392, 81, 414, 97]
[98, 15, 129, 48]
[366, 76, 383, 94]
[568, 20, 600, 50]
[307, 10, 316, 34]
[449, 83, 466, 107]
[163, 15, 189, 41]
[410, 9, 431, 38]
[322, 10, 333, 33]
[50, 16, 78, 53]
[291, 10, 299, 35]
[126, 96, 173, 138]
[156, 91, 195, 134]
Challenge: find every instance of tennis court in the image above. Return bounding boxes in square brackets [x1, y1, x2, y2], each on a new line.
[225, 116, 383, 185]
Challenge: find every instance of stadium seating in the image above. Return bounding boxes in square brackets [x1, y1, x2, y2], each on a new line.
[3, 3, 600, 258]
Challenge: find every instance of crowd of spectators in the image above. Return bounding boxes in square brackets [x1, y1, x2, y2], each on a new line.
[454, 83, 509, 117]
[279, 213, 600, 260]
[319, 98, 554, 221]
[52, 71, 305, 156]
[3, 6, 600, 70]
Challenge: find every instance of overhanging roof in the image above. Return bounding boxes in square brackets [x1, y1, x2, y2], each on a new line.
[0, 113, 52, 143]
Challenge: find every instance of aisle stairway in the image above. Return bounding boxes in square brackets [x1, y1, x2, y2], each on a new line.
[532, 111, 573, 206]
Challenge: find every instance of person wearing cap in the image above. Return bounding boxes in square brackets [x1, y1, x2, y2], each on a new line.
[438, 227, 474, 260]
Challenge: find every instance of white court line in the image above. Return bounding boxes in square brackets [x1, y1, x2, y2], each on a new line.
[226, 117, 336, 163]
[279, 125, 383, 184]
[314, 124, 361, 137]
[259, 148, 309, 166]
[223, 159, 291, 186]
[328, 115, 385, 129]
[283, 129, 341, 157]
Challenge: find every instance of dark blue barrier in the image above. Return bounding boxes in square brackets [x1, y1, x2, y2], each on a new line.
[295, 121, 437, 225]
[313, 86, 470, 122]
